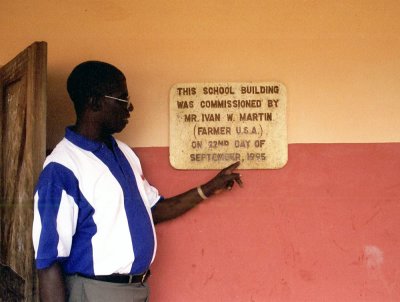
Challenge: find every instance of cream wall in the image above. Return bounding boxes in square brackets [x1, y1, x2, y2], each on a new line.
[1, 0, 400, 148]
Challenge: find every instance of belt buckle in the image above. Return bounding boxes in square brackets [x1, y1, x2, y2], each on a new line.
[127, 271, 148, 284]
[141, 270, 148, 284]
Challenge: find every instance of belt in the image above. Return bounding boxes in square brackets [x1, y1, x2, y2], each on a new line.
[78, 270, 151, 284]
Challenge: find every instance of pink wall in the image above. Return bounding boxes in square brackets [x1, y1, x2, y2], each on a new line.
[134, 143, 400, 301]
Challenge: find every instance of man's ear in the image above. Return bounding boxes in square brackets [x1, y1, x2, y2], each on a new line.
[88, 96, 102, 112]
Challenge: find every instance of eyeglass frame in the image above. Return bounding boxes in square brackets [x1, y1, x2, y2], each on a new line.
[104, 95, 133, 110]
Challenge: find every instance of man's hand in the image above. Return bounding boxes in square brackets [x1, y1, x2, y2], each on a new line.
[201, 161, 243, 197]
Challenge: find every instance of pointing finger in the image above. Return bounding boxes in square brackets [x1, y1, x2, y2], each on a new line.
[222, 161, 240, 174]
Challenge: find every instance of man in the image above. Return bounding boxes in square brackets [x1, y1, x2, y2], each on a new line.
[32, 61, 242, 302]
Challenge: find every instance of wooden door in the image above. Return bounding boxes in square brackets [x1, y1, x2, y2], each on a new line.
[0, 42, 47, 301]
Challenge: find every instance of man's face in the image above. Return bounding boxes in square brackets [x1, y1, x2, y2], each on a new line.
[99, 80, 133, 135]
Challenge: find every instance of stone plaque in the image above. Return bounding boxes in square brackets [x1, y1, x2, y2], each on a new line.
[169, 82, 287, 169]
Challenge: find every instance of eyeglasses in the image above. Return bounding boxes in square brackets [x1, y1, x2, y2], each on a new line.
[104, 95, 133, 110]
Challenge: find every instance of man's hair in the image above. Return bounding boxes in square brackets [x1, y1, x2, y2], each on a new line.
[67, 61, 126, 114]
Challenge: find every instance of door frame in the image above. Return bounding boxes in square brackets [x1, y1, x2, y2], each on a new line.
[0, 41, 47, 301]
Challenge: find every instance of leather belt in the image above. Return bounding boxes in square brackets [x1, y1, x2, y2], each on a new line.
[78, 270, 150, 284]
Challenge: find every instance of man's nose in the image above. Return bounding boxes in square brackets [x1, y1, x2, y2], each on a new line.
[127, 103, 134, 112]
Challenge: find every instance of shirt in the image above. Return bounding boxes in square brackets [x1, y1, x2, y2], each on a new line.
[32, 127, 161, 275]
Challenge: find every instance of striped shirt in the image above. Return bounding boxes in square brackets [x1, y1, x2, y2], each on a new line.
[32, 127, 161, 275]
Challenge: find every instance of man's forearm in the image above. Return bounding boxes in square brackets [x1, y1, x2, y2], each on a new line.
[152, 186, 205, 224]
[38, 262, 66, 302]
[152, 162, 242, 224]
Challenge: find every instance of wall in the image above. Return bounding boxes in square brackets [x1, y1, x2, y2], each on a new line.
[136, 144, 400, 301]
[1, 1, 400, 147]
[1, 1, 400, 301]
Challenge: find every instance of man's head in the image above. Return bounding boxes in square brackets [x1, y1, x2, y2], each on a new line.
[67, 61, 133, 135]
[67, 61, 127, 116]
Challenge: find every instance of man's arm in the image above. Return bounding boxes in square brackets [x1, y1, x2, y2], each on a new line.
[152, 162, 242, 224]
[38, 262, 66, 302]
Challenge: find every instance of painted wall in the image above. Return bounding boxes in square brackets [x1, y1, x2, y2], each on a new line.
[1, 1, 400, 147]
[1, 1, 400, 301]
[138, 144, 400, 301]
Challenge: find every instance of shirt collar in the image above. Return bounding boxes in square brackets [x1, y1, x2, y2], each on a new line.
[65, 126, 117, 152]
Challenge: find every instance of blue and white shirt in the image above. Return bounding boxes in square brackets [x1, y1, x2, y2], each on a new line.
[32, 127, 161, 276]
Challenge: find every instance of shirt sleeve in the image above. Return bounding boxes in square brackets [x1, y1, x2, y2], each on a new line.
[141, 177, 162, 208]
[32, 164, 79, 269]
[115, 141, 163, 208]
